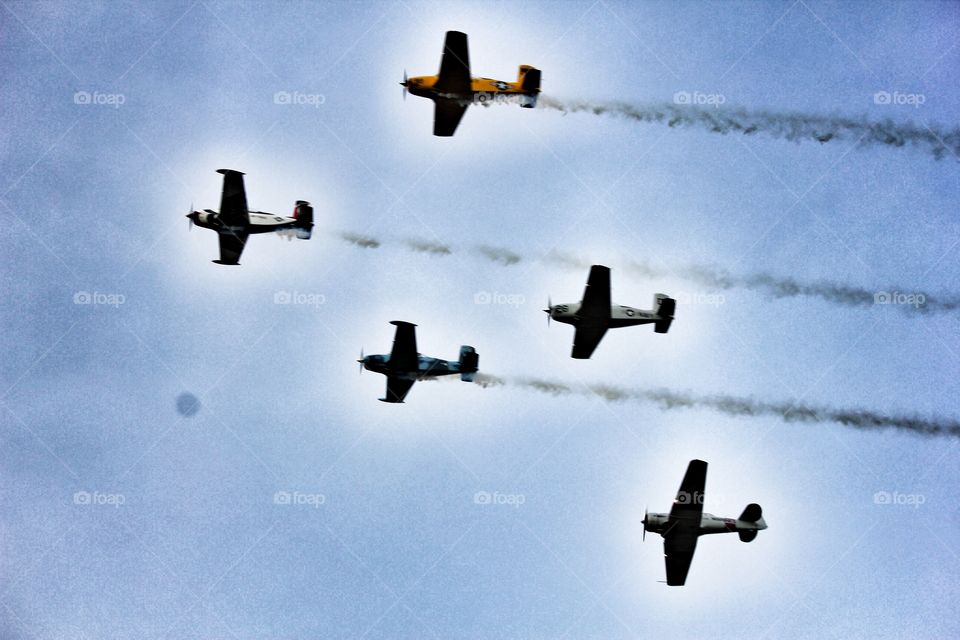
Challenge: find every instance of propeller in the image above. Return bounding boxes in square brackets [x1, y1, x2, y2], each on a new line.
[543, 296, 552, 326]
[400, 69, 408, 101]
[642, 507, 648, 541]
[357, 348, 365, 374]
[187, 203, 194, 231]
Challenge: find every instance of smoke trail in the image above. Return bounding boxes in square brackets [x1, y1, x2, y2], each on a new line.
[477, 245, 522, 265]
[407, 239, 452, 255]
[330, 233, 960, 314]
[538, 96, 960, 161]
[339, 231, 380, 248]
[455, 374, 959, 437]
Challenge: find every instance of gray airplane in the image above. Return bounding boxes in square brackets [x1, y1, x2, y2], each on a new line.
[187, 169, 313, 265]
[545, 265, 675, 359]
[359, 321, 479, 403]
[643, 459, 767, 586]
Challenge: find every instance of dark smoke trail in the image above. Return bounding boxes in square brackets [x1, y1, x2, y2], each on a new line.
[477, 245, 523, 265]
[456, 374, 959, 437]
[538, 96, 960, 161]
[407, 239, 452, 255]
[339, 232, 380, 249]
[331, 233, 960, 315]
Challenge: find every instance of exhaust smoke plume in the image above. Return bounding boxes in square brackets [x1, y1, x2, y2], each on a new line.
[458, 374, 959, 438]
[538, 96, 960, 161]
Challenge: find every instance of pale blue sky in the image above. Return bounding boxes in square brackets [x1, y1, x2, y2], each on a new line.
[2, 1, 959, 638]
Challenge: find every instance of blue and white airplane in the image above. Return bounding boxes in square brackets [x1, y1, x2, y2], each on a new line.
[359, 321, 479, 403]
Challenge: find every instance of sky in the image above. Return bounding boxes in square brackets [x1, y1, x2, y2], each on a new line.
[1, 0, 959, 638]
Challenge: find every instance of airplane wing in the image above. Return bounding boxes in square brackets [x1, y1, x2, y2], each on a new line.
[381, 376, 416, 403]
[663, 535, 698, 586]
[579, 265, 611, 319]
[571, 325, 608, 359]
[217, 169, 249, 228]
[669, 459, 707, 521]
[388, 321, 419, 372]
[214, 230, 248, 265]
[662, 459, 708, 586]
[571, 265, 612, 358]
[433, 100, 469, 137]
[435, 31, 471, 93]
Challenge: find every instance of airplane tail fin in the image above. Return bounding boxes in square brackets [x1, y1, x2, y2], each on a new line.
[517, 65, 541, 108]
[458, 346, 478, 381]
[737, 503, 766, 541]
[292, 200, 313, 239]
[653, 293, 675, 333]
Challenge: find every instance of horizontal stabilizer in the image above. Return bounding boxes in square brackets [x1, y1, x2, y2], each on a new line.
[738, 530, 758, 543]
[739, 503, 762, 522]
[293, 200, 313, 239]
[654, 293, 675, 333]
[520, 67, 541, 93]
[459, 345, 478, 381]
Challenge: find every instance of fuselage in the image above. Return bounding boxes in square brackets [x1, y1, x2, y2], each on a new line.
[188, 209, 301, 235]
[644, 512, 769, 537]
[406, 74, 538, 106]
[548, 302, 658, 328]
[361, 354, 463, 379]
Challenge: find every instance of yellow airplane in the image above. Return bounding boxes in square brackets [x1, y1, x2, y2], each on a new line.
[401, 31, 541, 137]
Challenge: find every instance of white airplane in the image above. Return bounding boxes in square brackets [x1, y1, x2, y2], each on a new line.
[187, 169, 313, 265]
[545, 265, 675, 359]
[643, 459, 767, 586]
